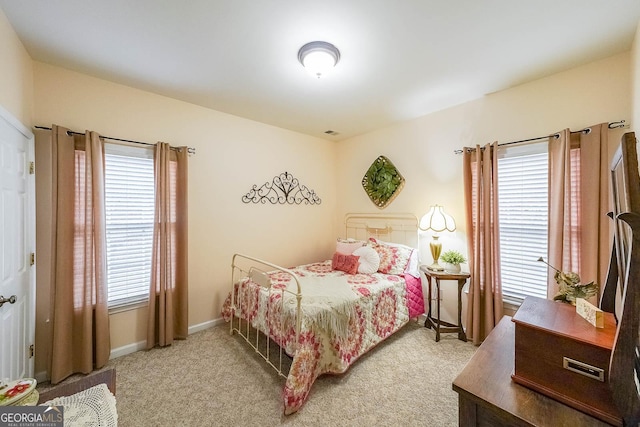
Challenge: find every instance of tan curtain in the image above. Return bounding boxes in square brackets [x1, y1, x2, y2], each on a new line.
[147, 142, 188, 348]
[463, 142, 504, 345]
[548, 123, 609, 299]
[50, 125, 110, 384]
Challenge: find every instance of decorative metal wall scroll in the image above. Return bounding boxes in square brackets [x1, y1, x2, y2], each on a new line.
[362, 155, 405, 209]
[242, 171, 321, 205]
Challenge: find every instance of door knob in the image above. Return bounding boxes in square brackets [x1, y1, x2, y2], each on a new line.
[0, 295, 16, 308]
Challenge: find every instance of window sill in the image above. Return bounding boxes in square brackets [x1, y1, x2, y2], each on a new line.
[108, 299, 148, 315]
[502, 296, 524, 316]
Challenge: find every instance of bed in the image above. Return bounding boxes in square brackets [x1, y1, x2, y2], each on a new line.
[221, 213, 425, 414]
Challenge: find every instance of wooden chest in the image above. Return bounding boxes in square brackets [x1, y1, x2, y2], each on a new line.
[511, 296, 622, 426]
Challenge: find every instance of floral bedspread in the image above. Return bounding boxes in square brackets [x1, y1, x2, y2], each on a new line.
[221, 260, 420, 414]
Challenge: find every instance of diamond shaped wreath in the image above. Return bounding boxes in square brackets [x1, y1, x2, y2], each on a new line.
[361, 155, 405, 209]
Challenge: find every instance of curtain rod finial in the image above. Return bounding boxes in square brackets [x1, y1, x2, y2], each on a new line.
[608, 119, 626, 129]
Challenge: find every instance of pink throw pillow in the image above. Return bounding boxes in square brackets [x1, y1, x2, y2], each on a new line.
[332, 252, 360, 275]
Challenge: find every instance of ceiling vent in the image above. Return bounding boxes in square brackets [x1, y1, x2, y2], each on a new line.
[324, 130, 339, 136]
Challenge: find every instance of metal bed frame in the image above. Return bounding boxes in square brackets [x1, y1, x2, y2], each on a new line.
[229, 254, 301, 378]
[228, 213, 419, 379]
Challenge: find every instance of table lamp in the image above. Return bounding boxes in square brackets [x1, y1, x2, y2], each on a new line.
[419, 205, 456, 271]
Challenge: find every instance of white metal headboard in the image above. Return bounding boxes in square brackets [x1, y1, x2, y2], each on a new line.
[344, 213, 419, 248]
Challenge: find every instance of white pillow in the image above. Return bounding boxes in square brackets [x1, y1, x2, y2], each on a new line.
[404, 250, 420, 278]
[336, 238, 366, 255]
[353, 246, 380, 274]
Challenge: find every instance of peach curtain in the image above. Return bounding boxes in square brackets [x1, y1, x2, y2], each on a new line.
[548, 123, 609, 299]
[50, 125, 110, 384]
[147, 142, 188, 348]
[463, 142, 504, 345]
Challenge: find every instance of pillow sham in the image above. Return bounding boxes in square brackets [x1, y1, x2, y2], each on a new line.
[332, 252, 360, 275]
[369, 238, 414, 275]
[336, 238, 366, 255]
[352, 245, 380, 274]
[373, 239, 420, 278]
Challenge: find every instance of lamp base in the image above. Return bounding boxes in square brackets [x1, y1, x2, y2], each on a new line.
[429, 236, 443, 272]
[427, 262, 444, 272]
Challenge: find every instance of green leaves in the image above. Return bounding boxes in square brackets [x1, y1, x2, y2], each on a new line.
[441, 250, 466, 264]
[362, 156, 405, 209]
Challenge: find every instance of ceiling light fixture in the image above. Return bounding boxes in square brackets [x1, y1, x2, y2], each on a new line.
[298, 41, 340, 78]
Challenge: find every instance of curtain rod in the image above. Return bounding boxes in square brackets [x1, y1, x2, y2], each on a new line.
[453, 120, 626, 154]
[34, 126, 196, 155]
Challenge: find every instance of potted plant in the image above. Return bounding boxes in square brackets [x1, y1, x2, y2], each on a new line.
[537, 257, 598, 305]
[440, 250, 466, 273]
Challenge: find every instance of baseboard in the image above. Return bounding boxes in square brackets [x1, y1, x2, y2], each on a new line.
[417, 313, 427, 325]
[109, 340, 147, 360]
[188, 317, 224, 334]
[108, 316, 224, 360]
[35, 370, 49, 383]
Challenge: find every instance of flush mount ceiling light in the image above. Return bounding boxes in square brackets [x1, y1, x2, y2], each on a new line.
[298, 41, 340, 78]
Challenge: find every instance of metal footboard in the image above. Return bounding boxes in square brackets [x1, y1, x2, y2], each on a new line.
[230, 253, 302, 378]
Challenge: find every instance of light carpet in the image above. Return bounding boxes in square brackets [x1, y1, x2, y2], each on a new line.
[44, 320, 477, 426]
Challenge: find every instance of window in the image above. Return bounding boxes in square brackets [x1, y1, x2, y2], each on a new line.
[497, 143, 548, 301]
[104, 144, 155, 308]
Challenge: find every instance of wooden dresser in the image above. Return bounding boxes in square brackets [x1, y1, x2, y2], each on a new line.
[452, 317, 612, 427]
[511, 296, 620, 425]
[452, 132, 640, 426]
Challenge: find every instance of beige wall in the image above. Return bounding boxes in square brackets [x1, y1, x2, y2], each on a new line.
[32, 63, 338, 376]
[633, 21, 640, 131]
[0, 7, 33, 125]
[339, 51, 630, 241]
[337, 52, 631, 323]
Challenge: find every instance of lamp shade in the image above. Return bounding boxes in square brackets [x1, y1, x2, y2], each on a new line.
[298, 41, 340, 78]
[419, 205, 456, 232]
[420, 205, 456, 271]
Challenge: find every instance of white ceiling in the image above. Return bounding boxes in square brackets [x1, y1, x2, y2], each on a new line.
[2, 1, 640, 141]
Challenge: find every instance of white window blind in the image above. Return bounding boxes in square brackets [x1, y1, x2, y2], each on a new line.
[497, 143, 549, 301]
[104, 144, 155, 308]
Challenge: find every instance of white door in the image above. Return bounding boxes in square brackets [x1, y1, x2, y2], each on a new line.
[0, 105, 35, 381]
